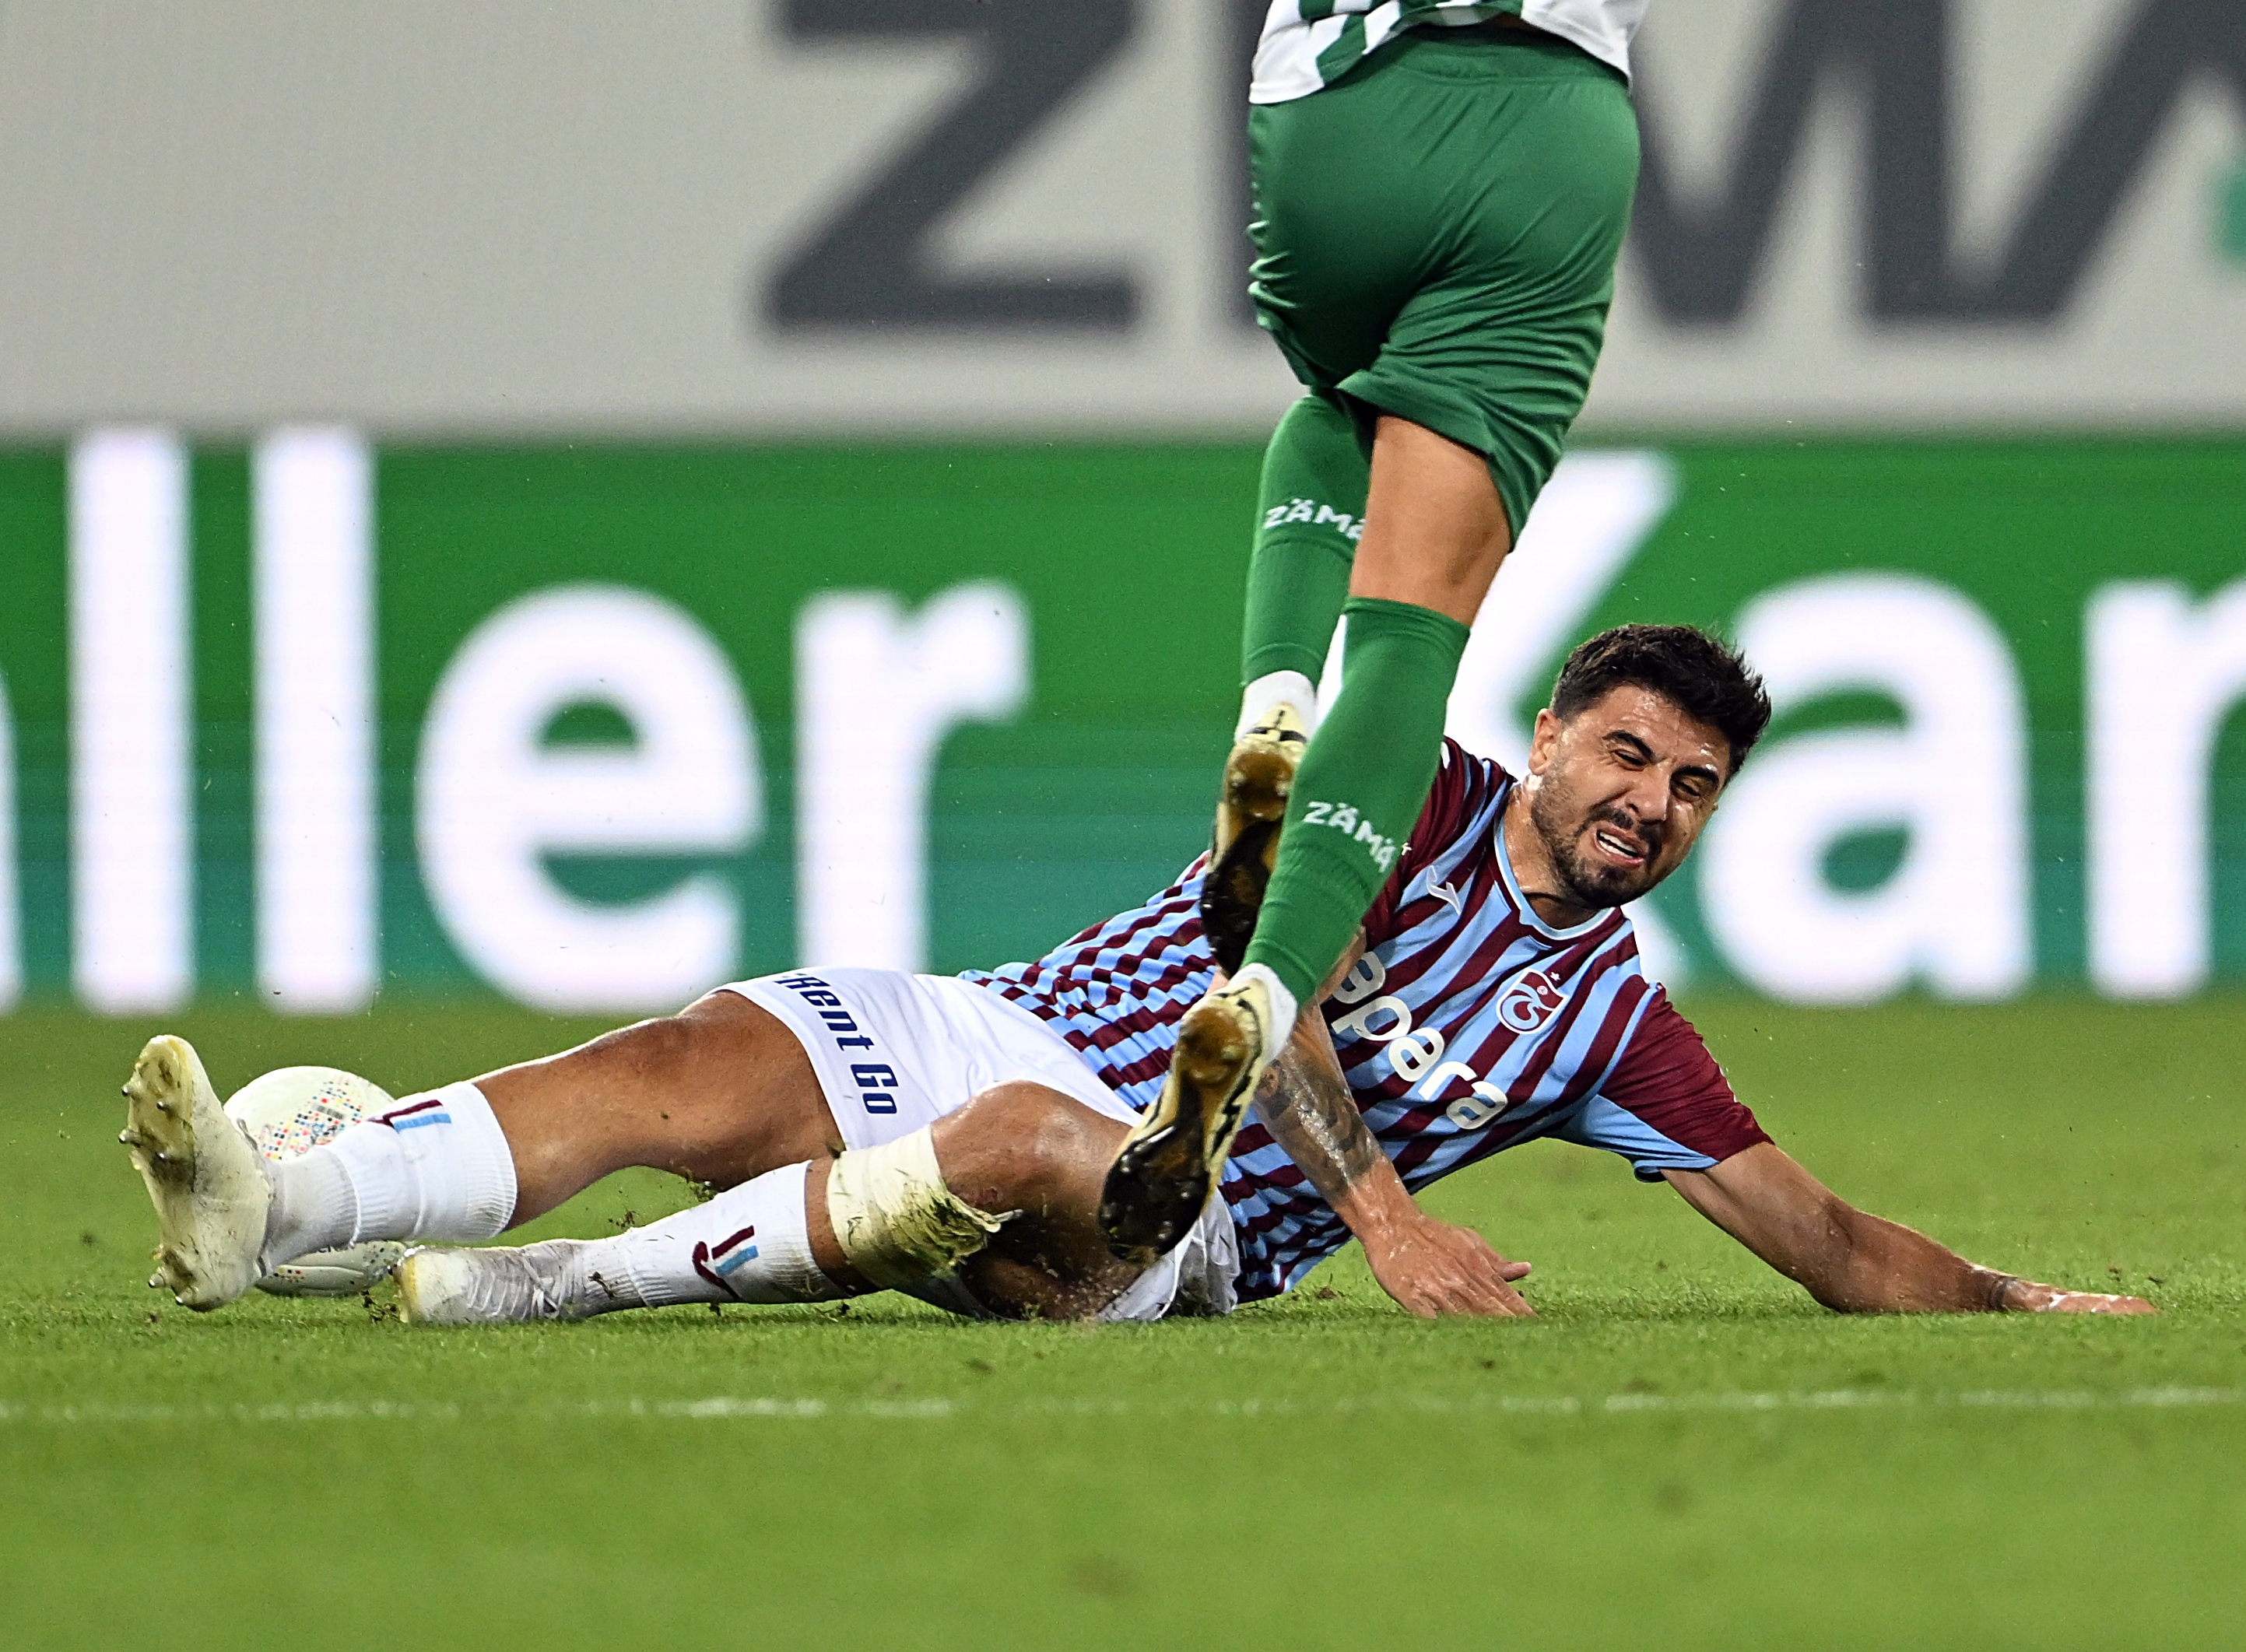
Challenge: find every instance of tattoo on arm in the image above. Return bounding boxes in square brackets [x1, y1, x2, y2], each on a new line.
[1257, 1028, 1384, 1206]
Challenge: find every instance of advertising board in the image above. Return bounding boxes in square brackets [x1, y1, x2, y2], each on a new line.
[4, 433, 2242, 1011]
[0, 0, 2238, 434]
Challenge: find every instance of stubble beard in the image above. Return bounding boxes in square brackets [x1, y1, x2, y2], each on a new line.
[1527, 783, 1660, 912]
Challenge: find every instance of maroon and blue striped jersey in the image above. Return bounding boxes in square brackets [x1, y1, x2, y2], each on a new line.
[963, 739, 1767, 1300]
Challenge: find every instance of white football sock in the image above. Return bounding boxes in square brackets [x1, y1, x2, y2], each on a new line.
[260, 1081, 518, 1269]
[1236, 669, 1318, 740]
[258, 1149, 353, 1272]
[583, 1161, 843, 1310]
[1233, 962, 1300, 1043]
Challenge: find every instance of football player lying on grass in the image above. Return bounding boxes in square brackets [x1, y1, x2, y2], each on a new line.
[120, 626, 2152, 1324]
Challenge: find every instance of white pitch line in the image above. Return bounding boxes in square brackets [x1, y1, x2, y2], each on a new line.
[0, 1389, 2235, 1428]
[1599, 1387, 2241, 1414]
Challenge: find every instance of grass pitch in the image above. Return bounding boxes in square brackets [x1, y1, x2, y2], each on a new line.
[2, 997, 2241, 1650]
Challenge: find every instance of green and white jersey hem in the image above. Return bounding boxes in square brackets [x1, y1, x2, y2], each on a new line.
[1249, 0, 1643, 103]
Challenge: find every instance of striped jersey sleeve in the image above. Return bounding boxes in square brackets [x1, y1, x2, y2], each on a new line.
[1251, 0, 1645, 103]
[1593, 989, 1769, 1180]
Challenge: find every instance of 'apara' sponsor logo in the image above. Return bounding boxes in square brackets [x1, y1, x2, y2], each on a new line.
[1325, 949, 1559, 1131]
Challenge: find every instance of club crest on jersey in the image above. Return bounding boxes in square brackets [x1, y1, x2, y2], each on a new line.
[1496, 968, 1566, 1033]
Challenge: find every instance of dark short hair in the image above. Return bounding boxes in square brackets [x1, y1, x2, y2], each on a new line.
[1549, 624, 1772, 773]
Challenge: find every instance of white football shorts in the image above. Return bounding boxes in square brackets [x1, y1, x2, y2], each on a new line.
[718, 967, 1239, 1323]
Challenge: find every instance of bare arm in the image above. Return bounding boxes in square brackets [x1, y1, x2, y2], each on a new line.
[1664, 1142, 2155, 1315]
[1253, 942, 1534, 1318]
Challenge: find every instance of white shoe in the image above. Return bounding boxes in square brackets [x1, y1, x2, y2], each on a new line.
[118, 1035, 270, 1311]
[396, 1240, 613, 1325]
[258, 1241, 409, 1298]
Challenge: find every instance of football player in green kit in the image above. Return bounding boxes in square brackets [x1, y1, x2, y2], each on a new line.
[1100, 1, 1649, 1259]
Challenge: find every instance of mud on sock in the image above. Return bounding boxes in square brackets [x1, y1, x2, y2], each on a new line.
[595, 1161, 841, 1309]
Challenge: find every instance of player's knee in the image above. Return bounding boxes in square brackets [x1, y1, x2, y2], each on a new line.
[935, 1082, 1109, 1210]
[990, 1082, 1100, 1154]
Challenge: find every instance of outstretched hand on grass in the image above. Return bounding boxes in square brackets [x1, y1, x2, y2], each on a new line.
[1665, 1145, 2164, 1315]
[1356, 1201, 1535, 1319]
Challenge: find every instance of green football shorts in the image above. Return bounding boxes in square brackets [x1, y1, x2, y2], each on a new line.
[1247, 26, 1640, 537]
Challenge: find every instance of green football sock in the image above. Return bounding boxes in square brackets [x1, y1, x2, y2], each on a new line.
[1241, 391, 1370, 686]
[1244, 596, 1470, 1008]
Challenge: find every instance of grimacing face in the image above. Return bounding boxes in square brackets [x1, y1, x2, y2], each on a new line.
[1520, 685, 1732, 913]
